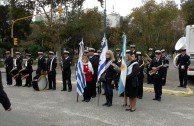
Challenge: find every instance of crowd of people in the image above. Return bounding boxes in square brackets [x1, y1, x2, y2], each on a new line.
[1, 44, 191, 112]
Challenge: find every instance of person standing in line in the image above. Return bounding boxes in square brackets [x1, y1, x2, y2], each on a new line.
[36, 52, 47, 76]
[125, 53, 139, 112]
[23, 53, 33, 87]
[161, 49, 169, 86]
[61, 51, 72, 92]
[147, 48, 155, 84]
[4, 51, 13, 85]
[14, 52, 23, 86]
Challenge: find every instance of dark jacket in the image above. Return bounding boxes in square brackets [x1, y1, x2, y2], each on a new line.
[150, 57, 165, 79]
[138, 59, 144, 78]
[62, 57, 72, 73]
[177, 54, 190, 70]
[105, 60, 116, 84]
[25, 58, 33, 73]
[5, 56, 13, 71]
[16, 57, 23, 70]
[126, 61, 139, 87]
[47, 57, 57, 72]
[89, 55, 99, 80]
[161, 55, 169, 69]
[37, 57, 47, 72]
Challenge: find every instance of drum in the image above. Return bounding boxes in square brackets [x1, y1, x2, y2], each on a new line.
[32, 74, 47, 91]
[20, 68, 29, 80]
[9, 68, 19, 80]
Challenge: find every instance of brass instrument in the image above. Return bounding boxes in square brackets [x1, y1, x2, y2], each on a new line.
[149, 65, 163, 75]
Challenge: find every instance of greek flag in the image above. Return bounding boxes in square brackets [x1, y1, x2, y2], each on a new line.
[118, 33, 127, 96]
[97, 36, 108, 81]
[76, 40, 86, 95]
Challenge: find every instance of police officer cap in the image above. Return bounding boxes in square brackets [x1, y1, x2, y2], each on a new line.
[64, 51, 70, 54]
[126, 50, 131, 53]
[94, 53, 98, 56]
[149, 48, 154, 51]
[116, 48, 121, 51]
[25, 53, 31, 56]
[136, 51, 142, 55]
[5, 51, 11, 54]
[88, 48, 95, 52]
[49, 51, 54, 55]
[15, 52, 21, 55]
[130, 45, 136, 48]
[38, 52, 43, 55]
[155, 50, 161, 54]
[97, 50, 102, 53]
[161, 49, 165, 52]
[84, 50, 89, 53]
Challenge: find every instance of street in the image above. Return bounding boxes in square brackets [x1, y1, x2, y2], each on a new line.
[0, 61, 194, 126]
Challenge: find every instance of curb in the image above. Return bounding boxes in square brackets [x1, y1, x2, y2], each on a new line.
[143, 86, 193, 97]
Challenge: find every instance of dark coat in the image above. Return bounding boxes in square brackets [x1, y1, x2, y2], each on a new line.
[47, 57, 57, 72]
[126, 61, 139, 87]
[177, 54, 190, 70]
[37, 57, 47, 72]
[16, 57, 23, 70]
[62, 57, 72, 74]
[150, 57, 165, 79]
[89, 55, 99, 81]
[25, 58, 33, 73]
[105, 60, 116, 84]
[5, 56, 13, 71]
[138, 59, 144, 78]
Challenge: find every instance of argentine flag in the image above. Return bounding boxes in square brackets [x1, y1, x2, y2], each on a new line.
[97, 36, 108, 81]
[76, 40, 86, 95]
[118, 33, 127, 96]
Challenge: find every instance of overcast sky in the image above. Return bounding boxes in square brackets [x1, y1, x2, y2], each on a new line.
[83, 0, 181, 16]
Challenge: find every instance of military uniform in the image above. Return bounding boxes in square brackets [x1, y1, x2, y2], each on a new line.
[89, 48, 99, 97]
[150, 50, 165, 101]
[61, 51, 72, 92]
[130, 45, 137, 55]
[4, 51, 13, 85]
[24, 54, 33, 87]
[47, 51, 57, 90]
[161, 49, 169, 86]
[137, 51, 144, 99]
[147, 48, 155, 84]
[176, 52, 190, 88]
[0, 70, 11, 111]
[36, 53, 47, 75]
[15, 52, 23, 86]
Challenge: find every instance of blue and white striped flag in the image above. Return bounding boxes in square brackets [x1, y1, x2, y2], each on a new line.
[97, 36, 108, 81]
[76, 39, 86, 95]
[118, 33, 127, 96]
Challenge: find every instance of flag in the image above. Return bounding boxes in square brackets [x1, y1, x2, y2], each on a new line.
[118, 33, 127, 96]
[97, 36, 108, 81]
[76, 39, 86, 95]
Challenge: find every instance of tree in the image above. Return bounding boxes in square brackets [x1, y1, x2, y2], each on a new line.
[181, 0, 194, 25]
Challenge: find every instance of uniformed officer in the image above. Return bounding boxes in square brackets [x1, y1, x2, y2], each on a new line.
[36, 52, 47, 76]
[4, 51, 13, 85]
[61, 51, 72, 92]
[97, 50, 101, 58]
[150, 50, 165, 101]
[176, 49, 190, 88]
[14, 52, 23, 86]
[161, 49, 169, 86]
[126, 50, 131, 56]
[47, 51, 57, 90]
[0, 70, 11, 111]
[23, 53, 33, 87]
[137, 51, 144, 99]
[130, 45, 137, 54]
[84, 50, 89, 56]
[114, 48, 121, 62]
[147, 48, 155, 84]
[88, 48, 99, 98]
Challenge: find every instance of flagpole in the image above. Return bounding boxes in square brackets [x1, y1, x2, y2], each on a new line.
[104, 0, 107, 37]
[77, 93, 79, 103]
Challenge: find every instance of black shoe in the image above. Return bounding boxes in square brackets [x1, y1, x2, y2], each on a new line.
[28, 85, 32, 87]
[123, 104, 128, 107]
[183, 86, 187, 88]
[178, 85, 183, 87]
[102, 102, 108, 106]
[23, 85, 27, 87]
[107, 102, 112, 107]
[130, 109, 136, 112]
[85, 99, 90, 102]
[153, 98, 158, 100]
[68, 89, 72, 92]
[125, 108, 131, 111]
[52, 88, 56, 90]
[102, 93, 105, 95]
[157, 99, 161, 102]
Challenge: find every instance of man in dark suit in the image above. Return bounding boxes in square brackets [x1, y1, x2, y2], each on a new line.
[150, 50, 165, 102]
[137, 51, 144, 99]
[0, 70, 11, 111]
[36, 52, 47, 76]
[47, 51, 57, 90]
[176, 49, 190, 88]
[147, 48, 155, 84]
[61, 51, 72, 92]
[88, 48, 99, 98]
[23, 53, 33, 87]
[161, 49, 169, 86]
[14, 52, 23, 86]
[4, 51, 13, 85]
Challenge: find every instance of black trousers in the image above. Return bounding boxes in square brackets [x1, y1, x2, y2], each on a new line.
[26, 72, 32, 86]
[16, 74, 22, 86]
[162, 68, 168, 86]
[0, 89, 11, 110]
[48, 71, 56, 89]
[91, 76, 97, 97]
[83, 81, 92, 100]
[6, 69, 12, 85]
[138, 76, 144, 98]
[179, 69, 187, 86]
[153, 77, 162, 99]
[62, 71, 72, 90]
